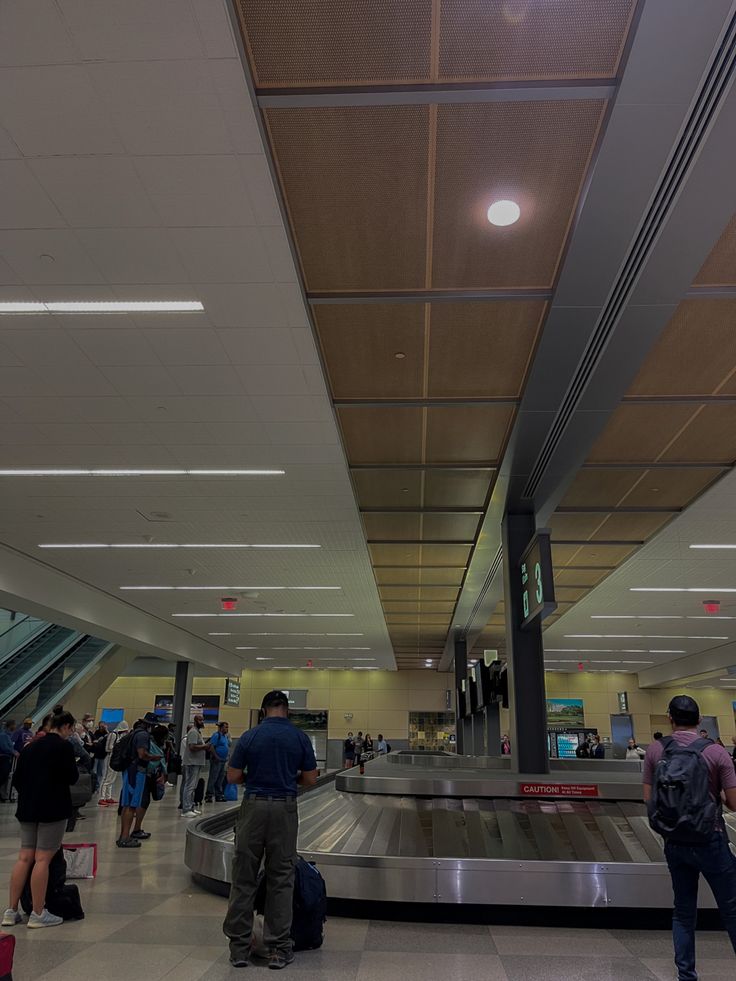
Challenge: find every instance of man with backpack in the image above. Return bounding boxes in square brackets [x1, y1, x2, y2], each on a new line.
[644, 695, 736, 981]
[205, 721, 231, 803]
[223, 690, 318, 970]
[115, 714, 162, 849]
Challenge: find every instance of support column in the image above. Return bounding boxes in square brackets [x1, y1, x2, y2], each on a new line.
[485, 702, 501, 756]
[472, 711, 485, 756]
[453, 632, 467, 755]
[502, 513, 550, 774]
[172, 660, 194, 746]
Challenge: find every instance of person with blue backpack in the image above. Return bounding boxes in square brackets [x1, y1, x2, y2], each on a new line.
[645, 694, 736, 981]
[205, 721, 231, 803]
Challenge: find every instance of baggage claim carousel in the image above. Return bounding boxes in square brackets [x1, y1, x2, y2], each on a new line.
[185, 753, 736, 909]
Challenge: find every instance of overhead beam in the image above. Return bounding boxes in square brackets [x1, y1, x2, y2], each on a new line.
[258, 82, 616, 110]
[638, 640, 736, 688]
[0, 543, 242, 676]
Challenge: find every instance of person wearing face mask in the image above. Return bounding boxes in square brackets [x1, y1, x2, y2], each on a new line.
[181, 714, 208, 818]
[3, 712, 79, 928]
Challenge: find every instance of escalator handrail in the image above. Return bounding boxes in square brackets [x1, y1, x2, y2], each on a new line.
[0, 629, 82, 715]
[0, 619, 52, 671]
[32, 639, 116, 722]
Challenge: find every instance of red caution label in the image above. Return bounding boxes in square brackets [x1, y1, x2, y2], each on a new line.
[519, 783, 599, 798]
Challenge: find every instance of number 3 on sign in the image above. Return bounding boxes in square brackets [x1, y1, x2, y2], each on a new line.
[534, 562, 543, 604]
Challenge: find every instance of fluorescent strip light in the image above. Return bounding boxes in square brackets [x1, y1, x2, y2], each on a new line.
[688, 615, 736, 620]
[120, 585, 338, 591]
[0, 469, 283, 477]
[0, 302, 46, 313]
[565, 634, 728, 640]
[0, 300, 205, 315]
[590, 615, 683, 620]
[234, 647, 256, 650]
[40, 543, 319, 550]
[246, 632, 363, 637]
[172, 613, 353, 619]
[631, 587, 736, 593]
[255, 657, 273, 661]
[690, 544, 736, 549]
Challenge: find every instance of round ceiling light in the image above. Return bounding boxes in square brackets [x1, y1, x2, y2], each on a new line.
[487, 199, 520, 226]
[394, 352, 406, 360]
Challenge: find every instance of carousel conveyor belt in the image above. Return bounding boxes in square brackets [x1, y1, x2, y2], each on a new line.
[184, 761, 736, 908]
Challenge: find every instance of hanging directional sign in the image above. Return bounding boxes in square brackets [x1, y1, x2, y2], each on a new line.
[519, 531, 557, 630]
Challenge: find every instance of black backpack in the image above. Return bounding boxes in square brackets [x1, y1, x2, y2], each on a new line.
[255, 857, 326, 951]
[109, 730, 134, 772]
[648, 736, 720, 842]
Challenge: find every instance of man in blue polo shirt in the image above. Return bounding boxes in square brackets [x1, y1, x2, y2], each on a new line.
[223, 690, 317, 971]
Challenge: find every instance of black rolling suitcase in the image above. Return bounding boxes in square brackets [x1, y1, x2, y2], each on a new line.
[193, 776, 206, 806]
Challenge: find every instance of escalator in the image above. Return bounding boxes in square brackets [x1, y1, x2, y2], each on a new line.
[0, 609, 116, 721]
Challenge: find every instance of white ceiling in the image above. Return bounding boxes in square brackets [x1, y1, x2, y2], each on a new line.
[0, 0, 394, 671]
[543, 467, 736, 688]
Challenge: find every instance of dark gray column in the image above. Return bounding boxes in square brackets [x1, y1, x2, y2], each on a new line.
[502, 513, 550, 774]
[453, 632, 467, 755]
[472, 711, 485, 756]
[172, 660, 194, 745]
[485, 702, 501, 756]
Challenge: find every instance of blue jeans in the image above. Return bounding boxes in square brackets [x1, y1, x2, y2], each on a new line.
[665, 834, 736, 980]
[206, 759, 226, 799]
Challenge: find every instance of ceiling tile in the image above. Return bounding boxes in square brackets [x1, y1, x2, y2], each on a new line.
[75, 228, 189, 285]
[0, 0, 79, 66]
[29, 157, 158, 229]
[251, 396, 333, 423]
[237, 155, 283, 226]
[172, 227, 272, 284]
[168, 365, 245, 396]
[0, 161, 64, 229]
[142, 329, 230, 367]
[111, 107, 239, 157]
[69, 328, 160, 367]
[102, 366, 180, 397]
[125, 396, 258, 423]
[235, 365, 311, 396]
[134, 155, 256, 228]
[0, 230, 104, 285]
[0, 329, 90, 367]
[338, 406, 423, 464]
[58, 0, 205, 62]
[218, 328, 301, 364]
[260, 226, 298, 283]
[425, 405, 514, 464]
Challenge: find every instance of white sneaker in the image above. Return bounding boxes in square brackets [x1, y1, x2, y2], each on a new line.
[181, 810, 197, 818]
[1, 908, 21, 926]
[192, 808, 202, 814]
[27, 908, 63, 929]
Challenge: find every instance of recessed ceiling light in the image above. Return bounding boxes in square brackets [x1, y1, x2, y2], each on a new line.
[0, 300, 204, 315]
[120, 585, 338, 591]
[394, 352, 406, 360]
[487, 199, 520, 226]
[40, 542, 319, 550]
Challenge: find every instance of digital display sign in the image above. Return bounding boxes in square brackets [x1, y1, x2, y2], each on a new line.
[519, 531, 557, 629]
[224, 678, 241, 706]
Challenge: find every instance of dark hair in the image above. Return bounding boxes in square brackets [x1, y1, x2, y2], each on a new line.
[261, 690, 289, 709]
[378, 734, 383, 740]
[52, 704, 64, 714]
[668, 695, 700, 727]
[39, 714, 53, 731]
[653, 731, 663, 740]
[152, 725, 168, 744]
[218, 720, 228, 728]
[50, 711, 75, 730]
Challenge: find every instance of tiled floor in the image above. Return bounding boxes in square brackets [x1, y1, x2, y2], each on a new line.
[0, 794, 733, 980]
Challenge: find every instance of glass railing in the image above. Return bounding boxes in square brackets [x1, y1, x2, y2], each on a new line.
[0, 625, 79, 715]
[0, 615, 48, 667]
[8, 636, 114, 723]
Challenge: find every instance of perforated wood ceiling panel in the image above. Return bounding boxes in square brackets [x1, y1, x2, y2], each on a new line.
[694, 215, 736, 286]
[427, 301, 546, 397]
[316, 301, 545, 400]
[238, 0, 433, 87]
[338, 405, 514, 465]
[560, 468, 722, 510]
[363, 512, 481, 541]
[439, 0, 637, 82]
[586, 404, 698, 463]
[237, 0, 634, 87]
[432, 101, 606, 288]
[659, 405, 736, 464]
[351, 468, 493, 509]
[265, 106, 428, 291]
[627, 300, 736, 397]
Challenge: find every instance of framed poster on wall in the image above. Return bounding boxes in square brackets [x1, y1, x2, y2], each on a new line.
[546, 698, 585, 728]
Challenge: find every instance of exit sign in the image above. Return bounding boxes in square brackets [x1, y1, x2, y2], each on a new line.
[519, 531, 557, 630]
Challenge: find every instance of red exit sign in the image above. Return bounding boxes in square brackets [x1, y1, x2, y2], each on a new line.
[519, 783, 599, 799]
